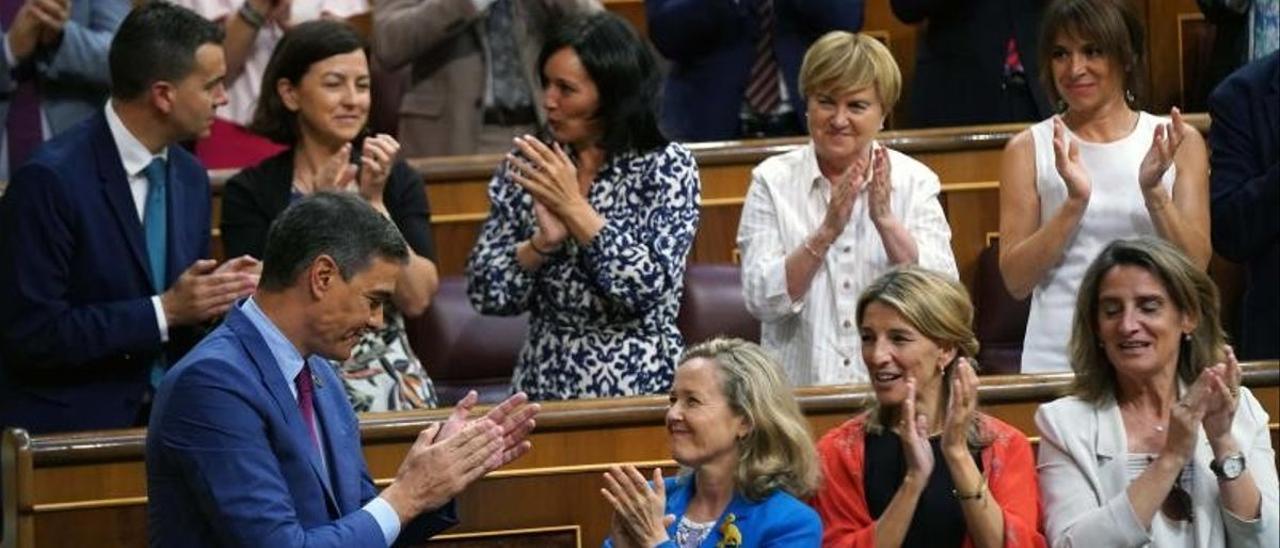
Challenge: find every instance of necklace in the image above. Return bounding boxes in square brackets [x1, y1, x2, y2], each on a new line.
[1124, 408, 1168, 433]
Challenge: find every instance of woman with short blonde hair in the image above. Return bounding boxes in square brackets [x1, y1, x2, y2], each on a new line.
[738, 31, 958, 389]
[812, 267, 1044, 547]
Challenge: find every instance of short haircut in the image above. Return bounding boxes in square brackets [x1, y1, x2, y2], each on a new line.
[1069, 237, 1226, 404]
[108, 2, 224, 100]
[855, 266, 987, 447]
[537, 12, 668, 155]
[799, 31, 902, 113]
[259, 192, 409, 291]
[251, 19, 367, 144]
[679, 338, 820, 501]
[1038, 0, 1147, 108]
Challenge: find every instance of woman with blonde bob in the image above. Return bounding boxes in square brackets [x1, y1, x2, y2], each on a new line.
[600, 338, 822, 547]
[738, 31, 958, 389]
[812, 267, 1043, 547]
[1036, 237, 1277, 546]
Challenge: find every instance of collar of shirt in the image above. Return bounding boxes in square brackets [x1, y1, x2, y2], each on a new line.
[239, 297, 307, 400]
[804, 140, 877, 197]
[104, 100, 169, 179]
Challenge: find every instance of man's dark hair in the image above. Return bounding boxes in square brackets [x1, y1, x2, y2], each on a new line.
[251, 19, 368, 144]
[259, 192, 409, 291]
[538, 13, 668, 155]
[109, 2, 225, 100]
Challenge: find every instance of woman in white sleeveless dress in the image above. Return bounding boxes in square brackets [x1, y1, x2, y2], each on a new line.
[999, 0, 1211, 374]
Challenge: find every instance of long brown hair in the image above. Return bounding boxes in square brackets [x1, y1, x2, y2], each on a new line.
[1069, 237, 1226, 403]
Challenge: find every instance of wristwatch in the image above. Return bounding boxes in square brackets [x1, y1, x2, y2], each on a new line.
[1210, 453, 1246, 481]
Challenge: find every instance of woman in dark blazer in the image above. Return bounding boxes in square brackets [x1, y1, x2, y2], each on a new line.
[221, 20, 440, 411]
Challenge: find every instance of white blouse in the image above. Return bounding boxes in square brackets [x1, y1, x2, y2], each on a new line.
[737, 141, 958, 386]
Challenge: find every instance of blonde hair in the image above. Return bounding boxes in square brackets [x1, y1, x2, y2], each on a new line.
[1070, 237, 1226, 403]
[799, 31, 902, 112]
[855, 267, 986, 447]
[679, 338, 820, 501]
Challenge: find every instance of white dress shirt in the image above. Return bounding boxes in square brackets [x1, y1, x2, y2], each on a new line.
[104, 101, 171, 342]
[737, 141, 958, 387]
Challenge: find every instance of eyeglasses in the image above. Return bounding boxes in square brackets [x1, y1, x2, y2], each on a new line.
[1161, 469, 1194, 523]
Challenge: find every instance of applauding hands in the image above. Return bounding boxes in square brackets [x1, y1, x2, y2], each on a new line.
[381, 390, 540, 524]
[602, 466, 675, 547]
[505, 135, 606, 262]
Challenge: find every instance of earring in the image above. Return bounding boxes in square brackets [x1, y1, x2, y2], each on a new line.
[1055, 99, 1067, 113]
[1182, 332, 1192, 343]
[1125, 89, 1136, 104]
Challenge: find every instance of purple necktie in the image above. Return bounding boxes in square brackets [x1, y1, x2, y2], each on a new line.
[745, 0, 781, 115]
[295, 363, 321, 453]
[2, 1, 44, 171]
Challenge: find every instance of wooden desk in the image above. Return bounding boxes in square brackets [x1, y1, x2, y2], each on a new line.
[5, 362, 1276, 548]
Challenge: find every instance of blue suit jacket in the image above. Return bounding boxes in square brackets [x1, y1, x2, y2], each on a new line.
[0, 0, 128, 180]
[647, 0, 863, 142]
[0, 110, 210, 434]
[1208, 52, 1280, 360]
[146, 304, 457, 547]
[604, 475, 822, 547]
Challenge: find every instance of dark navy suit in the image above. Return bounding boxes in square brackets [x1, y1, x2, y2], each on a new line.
[647, 0, 863, 142]
[1209, 52, 1280, 360]
[0, 110, 210, 434]
[146, 305, 456, 546]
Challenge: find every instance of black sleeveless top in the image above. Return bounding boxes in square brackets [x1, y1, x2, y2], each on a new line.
[863, 430, 983, 547]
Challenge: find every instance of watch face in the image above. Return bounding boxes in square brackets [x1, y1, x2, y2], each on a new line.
[1223, 455, 1245, 478]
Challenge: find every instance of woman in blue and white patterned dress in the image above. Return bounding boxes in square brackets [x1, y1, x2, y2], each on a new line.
[466, 13, 701, 401]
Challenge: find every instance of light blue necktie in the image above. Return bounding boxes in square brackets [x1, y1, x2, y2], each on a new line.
[143, 158, 168, 388]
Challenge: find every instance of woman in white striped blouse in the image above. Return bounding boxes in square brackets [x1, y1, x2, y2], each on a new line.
[736, 31, 958, 387]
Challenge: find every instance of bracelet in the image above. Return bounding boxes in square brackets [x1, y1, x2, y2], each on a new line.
[802, 238, 827, 260]
[528, 238, 558, 258]
[237, 2, 266, 29]
[953, 481, 986, 501]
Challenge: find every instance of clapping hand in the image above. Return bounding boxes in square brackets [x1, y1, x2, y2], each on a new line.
[1052, 116, 1091, 202]
[1164, 371, 1212, 463]
[1138, 107, 1188, 192]
[295, 143, 356, 194]
[355, 133, 400, 209]
[898, 377, 936, 482]
[434, 390, 539, 471]
[602, 466, 675, 547]
[1200, 345, 1242, 445]
[941, 358, 978, 456]
[867, 146, 894, 225]
[506, 135, 587, 217]
[820, 154, 870, 235]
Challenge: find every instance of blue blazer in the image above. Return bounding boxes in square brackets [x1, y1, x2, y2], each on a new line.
[647, 0, 863, 142]
[1208, 52, 1280, 360]
[604, 475, 822, 547]
[146, 304, 456, 547]
[0, 110, 210, 434]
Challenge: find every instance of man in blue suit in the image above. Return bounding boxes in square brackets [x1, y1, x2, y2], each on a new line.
[647, 0, 863, 141]
[147, 192, 541, 546]
[1, 0, 129, 180]
[0, 2, 259, 435]
[1209, 52, 1279, 360]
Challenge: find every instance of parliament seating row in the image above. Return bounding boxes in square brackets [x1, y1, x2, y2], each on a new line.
[4, 364, 1276, 548]
[412, 256, 1024, 406]
[409, 264, 764, 405]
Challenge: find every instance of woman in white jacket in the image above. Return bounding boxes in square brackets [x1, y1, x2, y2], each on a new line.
[1036, 237, 1277, 547]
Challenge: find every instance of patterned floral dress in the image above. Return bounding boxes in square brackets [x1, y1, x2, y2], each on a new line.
[466, 142, 701, 400]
